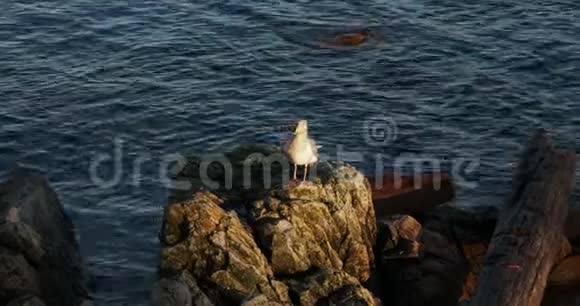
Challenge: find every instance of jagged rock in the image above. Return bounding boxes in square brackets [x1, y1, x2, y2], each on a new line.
[160, 145, 378, 305]
[0, 172, 86, 306]
[285, 269, 376, 306]
[169, 145, 288, 204]
[0, 247, 40, 302]
[241, 295, 284, 306]
[250, 164, 376, 282]
[377, 215, 421, 259]
[151, 272, 213, 306]
[160, 191, 290, 305]
[0, 221, 44, 264]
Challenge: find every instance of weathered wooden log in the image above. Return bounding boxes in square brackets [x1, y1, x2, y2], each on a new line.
[471, 130, 576, 306]
[368, 172, 454, 217]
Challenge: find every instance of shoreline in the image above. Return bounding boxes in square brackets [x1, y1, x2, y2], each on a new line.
[1, 132, 578, 306]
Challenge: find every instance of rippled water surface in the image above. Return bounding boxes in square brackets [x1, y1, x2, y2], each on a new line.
[1, 0, 579, 304]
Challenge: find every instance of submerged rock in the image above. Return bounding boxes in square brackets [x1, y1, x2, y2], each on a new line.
[158, 145, 377, 305]
[0, 171, 86, 306]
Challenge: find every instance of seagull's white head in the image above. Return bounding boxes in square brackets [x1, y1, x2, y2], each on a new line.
[294, 120, 308, 135]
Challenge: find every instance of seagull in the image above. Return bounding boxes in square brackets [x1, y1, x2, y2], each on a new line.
[284, 120, 319, 182]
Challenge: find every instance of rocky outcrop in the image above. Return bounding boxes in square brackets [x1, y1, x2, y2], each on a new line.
[156, 145, 377, 305]
[249, 164, 376, 282]
[160, 191, 290, 305]
[0, 171, 86, 306]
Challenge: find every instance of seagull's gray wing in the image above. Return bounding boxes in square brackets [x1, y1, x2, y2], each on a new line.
[309, 138, 319, 157]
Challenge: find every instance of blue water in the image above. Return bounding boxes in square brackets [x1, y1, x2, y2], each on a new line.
[1, 0, 579, 304]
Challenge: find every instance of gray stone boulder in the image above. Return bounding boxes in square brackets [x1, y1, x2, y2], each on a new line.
[157, 145, 378, 305]
[0, 171, 87, 306]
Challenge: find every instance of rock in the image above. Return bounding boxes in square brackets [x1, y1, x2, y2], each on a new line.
[169, 145, 287, 204]
[250, 163, 376, 282]
[0, 171, 86, 306]
[152, 272, 216, 306]
[377, 206, 478, 306]
[160, 191, 290, 305]
[0, 221, 44, 264]
[377, 215, 421, 259]
[0, 247, 40, 303]
[285, 269, 376, 306]
[152, 273, 201, 306]
[241, 295, 284, 306]
[161, 145, 379, 305]
[317, 285, 378, 306]
[6, 295, 46, 306]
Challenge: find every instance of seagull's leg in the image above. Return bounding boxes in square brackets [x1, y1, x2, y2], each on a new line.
[303, 164, 308, 182]
[293, 164, 297, 181]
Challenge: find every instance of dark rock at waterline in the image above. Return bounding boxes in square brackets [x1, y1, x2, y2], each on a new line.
[376, 215, 421, 260]
[157, 146, 378, 305]
[0, 171, 86, 306]
[375, 206, 502, 306]
[168, 144, 288, 205]
[412, 205, 579, 305]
